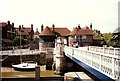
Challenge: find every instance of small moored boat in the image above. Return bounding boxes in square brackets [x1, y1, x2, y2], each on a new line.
[12, 61, 37, 71]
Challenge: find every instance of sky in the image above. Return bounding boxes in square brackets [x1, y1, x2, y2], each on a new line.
[0, 0, 119, 33]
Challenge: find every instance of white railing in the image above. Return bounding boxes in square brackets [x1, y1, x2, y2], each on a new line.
[88, 46, 120, 56]
[64, 46, 120, 80]
[0, 49, 40, 55]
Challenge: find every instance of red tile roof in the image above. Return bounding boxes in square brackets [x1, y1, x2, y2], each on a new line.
[50, 27, 71, 36]
[15, 27, 31, 35]
[77, 29, 93, 35]
[68, 27, 78, 35]
[0, 22, 7, 27]
[40, 26, 55, 36]
[34, 31, 40, 35]
[69, 27, 93, 35]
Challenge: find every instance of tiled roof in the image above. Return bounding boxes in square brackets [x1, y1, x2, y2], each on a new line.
[69, 27, 93, 35]
[15, 27, 31, 35]
[77, 28, 93, 35]
[39, 26, 55, 36]
[0, 22, 7, 27]
[50, 27, 71, 36]
[68, 27, 78, 35]
[34, 31, 40, 35]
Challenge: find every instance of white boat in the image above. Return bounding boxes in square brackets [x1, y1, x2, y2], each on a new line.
[12, 61, 37, 71]
[12, 30, 38, 71]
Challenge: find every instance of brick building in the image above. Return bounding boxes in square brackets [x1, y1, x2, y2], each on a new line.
[0, 21, 16, 50]
[39, 24, 70, 51]
[15, 24, 34, 49]
[68, 24, 93, 47]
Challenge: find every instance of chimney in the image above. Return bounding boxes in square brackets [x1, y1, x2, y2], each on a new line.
[86, 26, 89, 29]
[78, 24, 81, 29]
[90, 23, 92, 29]
[31, 24, 33, 31]
[7, 20, 10, 25]
[12, 22, 14, 27]
[52, 24, 55, 32]
[98, 30, 100, 34]
[41, 24, 44, 32]
[19, 25, 21, 31]
[22, 25, 24, 28]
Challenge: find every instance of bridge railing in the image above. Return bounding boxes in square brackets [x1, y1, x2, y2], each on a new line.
[64, 46, 120, 80]
[89, 46, 120, 56]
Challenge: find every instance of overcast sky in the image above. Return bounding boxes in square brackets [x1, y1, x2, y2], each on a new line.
[0, 0, 119, 33]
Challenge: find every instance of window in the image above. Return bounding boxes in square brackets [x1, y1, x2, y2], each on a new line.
[82, 35, 87, 39]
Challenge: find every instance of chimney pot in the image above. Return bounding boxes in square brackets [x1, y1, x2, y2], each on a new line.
[78, 24, 81, 29]
[52, 24, 55, 32]
[41, 24, 44, 32]
[31, 24, 33, 27]
[90, 23, 92, 29]
[12, 22, 14, 27]
[22, 25, 24, 28]
[31, 24, 33, 31]
[19, 25, 21, 31]
[7, 20, 10, 25]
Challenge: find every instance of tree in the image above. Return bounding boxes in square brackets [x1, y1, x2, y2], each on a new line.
[92, 31, 118, 47]
[92, 31, 104, 46]
[101, 33, 117, 46]
[13, 36, 25, 46]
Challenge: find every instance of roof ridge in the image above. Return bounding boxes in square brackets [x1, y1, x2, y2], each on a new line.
[40, 26, 55, 36]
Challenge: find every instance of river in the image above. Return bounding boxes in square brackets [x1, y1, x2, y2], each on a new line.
[1, 66, 60, 78]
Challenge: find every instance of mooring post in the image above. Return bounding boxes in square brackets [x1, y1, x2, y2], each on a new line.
[35, 66, 40, 81]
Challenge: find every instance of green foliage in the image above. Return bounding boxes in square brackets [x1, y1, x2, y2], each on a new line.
[92, 31, 118, 47]
[13, 36, 25, 46]
[92, 41, 103, 46]
[93, 31, 102, 38]
[101, 33, 116, 46]
[92, 31, 103, 46]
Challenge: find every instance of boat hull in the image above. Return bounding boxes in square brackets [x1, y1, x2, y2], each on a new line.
[13, 67, 36, 71]
[12, 62, 37, 71]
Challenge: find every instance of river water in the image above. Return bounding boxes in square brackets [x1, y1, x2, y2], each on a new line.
[1, 66, 60, 78]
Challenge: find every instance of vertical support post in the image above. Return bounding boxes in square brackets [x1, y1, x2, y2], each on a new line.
[35, 66, 40, 81]
[108, 48, 110, 55]
[103, 47, 105, 54]
[90, 52, 92, 67]
[100, 55, 102, 71]
[112, 57, 115, 78]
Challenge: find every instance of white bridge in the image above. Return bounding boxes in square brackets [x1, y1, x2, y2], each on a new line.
[64, 46, 120, 81]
